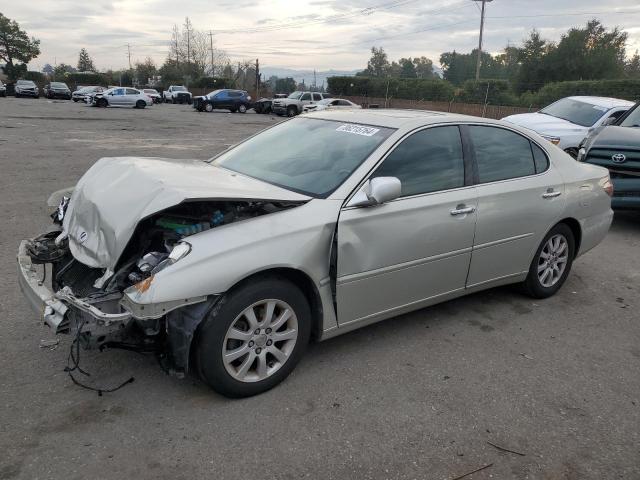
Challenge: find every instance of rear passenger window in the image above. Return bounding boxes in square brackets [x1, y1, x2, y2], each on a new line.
[469, 126, 535, 183]
[531, 143, 549, 173]
[374, 126, 465, 197]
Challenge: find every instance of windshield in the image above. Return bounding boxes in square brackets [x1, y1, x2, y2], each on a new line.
[51, 82, 67, 88]
[619, 104, 640, 127]
[287, 91, 303, 100]
[17, 80, 34, 85]
[317, 99, 333, 105]
[207, 89, 222, 98]
[213, 118, 395, 197]
[173, 86, 186, 91]
[540, 98, 609, 127]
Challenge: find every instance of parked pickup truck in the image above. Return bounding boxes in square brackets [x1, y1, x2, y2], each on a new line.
[272, 91, 331, 117]
[163, 85, 193, 104]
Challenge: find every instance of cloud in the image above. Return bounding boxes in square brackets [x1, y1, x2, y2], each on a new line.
[3, 0, 640, 71]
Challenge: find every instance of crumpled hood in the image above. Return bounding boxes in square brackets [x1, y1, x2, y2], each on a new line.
[503, 113, 587, 136]
[62, 156, 310, 270]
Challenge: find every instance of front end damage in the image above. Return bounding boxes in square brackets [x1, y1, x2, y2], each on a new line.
[18, 196, 304, 374]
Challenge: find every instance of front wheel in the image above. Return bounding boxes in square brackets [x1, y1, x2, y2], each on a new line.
[96, 98, 108, 108]
[522, 223, 575, 299]
[204, 102, 213, 112]
[238, 104, 247, 114]
[195, 277, 311, 398]
[286, 105, 297, 117]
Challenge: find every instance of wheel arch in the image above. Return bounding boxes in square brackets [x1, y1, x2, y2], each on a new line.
[557, 217, 582, 258]
[182, 267, 324, 374]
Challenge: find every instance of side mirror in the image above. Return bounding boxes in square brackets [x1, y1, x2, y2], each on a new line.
[347, 177, 401, 207]
[603, 117, 617, 126]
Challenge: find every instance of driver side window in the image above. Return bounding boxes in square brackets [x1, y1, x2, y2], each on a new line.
[300, 93, 311, 101]
[374, 126, 465, 197]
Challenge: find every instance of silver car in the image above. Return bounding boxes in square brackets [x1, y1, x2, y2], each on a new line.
[17, 110, 613, 397]
[88, 87, 152, 108]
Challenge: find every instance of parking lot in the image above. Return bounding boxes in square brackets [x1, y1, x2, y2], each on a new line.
[1, 97, 639, 479]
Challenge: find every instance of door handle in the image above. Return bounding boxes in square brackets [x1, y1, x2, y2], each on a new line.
[450, 205, 476, 216]
[542, 189, 562, 199]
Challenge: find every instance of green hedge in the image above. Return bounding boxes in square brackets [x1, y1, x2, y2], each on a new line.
[328, 76, 454, 101]
[64, 72, 109, 88]
[458, 79, 518, 106]
[528, 79, 640, 106]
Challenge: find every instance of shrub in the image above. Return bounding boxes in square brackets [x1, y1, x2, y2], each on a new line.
[328, 76, 454, 101]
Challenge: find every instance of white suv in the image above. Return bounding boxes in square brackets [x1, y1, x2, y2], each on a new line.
[272, 91, 331, 117]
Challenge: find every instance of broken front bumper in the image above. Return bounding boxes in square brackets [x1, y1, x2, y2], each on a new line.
[17, 240, 132, 332]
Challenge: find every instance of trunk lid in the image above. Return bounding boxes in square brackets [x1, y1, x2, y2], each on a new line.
[63, 157, 310, 270]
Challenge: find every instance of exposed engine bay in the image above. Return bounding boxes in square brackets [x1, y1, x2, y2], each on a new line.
[25, 199, 300, 356]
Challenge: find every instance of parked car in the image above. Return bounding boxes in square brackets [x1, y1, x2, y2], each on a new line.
[43, 82, 72, 100]
[72, 86, 105, 102]
[88, 87, 152, 108]
[0, 80, 6, 97]
[303, 98, 361, 113]
[577, 101, 640, 209]
[254, 94, 286, 114]
[18, 110, 613, 398]
[163, 85, 192, 104]
[272, 91, 331, 116]
[193, 89, 252, 113]
[14, 79, 39, 98]
[503, 96, 633, 158]
[142, 88, 162, 104]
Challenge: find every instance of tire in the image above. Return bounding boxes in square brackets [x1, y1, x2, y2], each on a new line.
[135, 100, 146, 109]
[286, 105, 297, 117]
[96, 98, 108, 108]
[238, 104, 247, 114]
[564, 148, 579, 159]
[204, 102, 213, 112]
[195, 276, 311, 398]
[73, 98, 79, 102]
[172, 98, 176, 104]
[522, 223, 575, 299]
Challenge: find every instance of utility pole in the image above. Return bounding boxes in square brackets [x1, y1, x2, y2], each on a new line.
[255, 58, 260, 99]
[126, 43, 132, 70]
[473, 0, 493, 81]
[209, 30, 215, 77]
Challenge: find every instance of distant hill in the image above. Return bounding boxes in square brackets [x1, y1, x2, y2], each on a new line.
[260, 66, 444, 85]
[260, 67, 360, 87]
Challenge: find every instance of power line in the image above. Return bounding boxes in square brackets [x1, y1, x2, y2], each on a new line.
[487, 9, 640, 19]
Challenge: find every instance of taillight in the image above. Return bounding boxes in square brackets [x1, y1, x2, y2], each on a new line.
[600, 177, 614, 197]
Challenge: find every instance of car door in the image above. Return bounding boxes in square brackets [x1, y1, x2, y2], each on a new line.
[125, 88, 140, 106]
[300, 92, 312, 107]
[465, 124, 565, 288]
[109, 88, 126, 106]
[336, 125, 478, 326]
[213, 91, 229, 109]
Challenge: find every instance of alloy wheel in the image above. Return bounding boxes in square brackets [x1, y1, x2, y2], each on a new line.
[537, 234, 569, 288]
[222, 299, 298, 383]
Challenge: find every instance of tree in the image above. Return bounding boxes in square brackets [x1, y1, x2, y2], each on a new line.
[274, 77, 296, 93]
[363, 46, 390, 77]
[42, 63, 54, 75]
[399, 57, 417, 78]
[626, 51, 640, 78]
[514, 30, 551, 93]
[53, 63, 76, 79]
[77, 48, 95, 72]
[0, 13, 40, 80]
[413, 56, 435, 79]
[135, 57, 157, 85]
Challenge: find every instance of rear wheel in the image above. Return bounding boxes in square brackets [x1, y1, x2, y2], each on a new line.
[522, 223, 575, 298]
[135, 100, 146, 109]
[196, 277, 311, 398]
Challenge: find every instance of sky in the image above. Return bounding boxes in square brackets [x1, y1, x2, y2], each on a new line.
[3, 0, 640, 73]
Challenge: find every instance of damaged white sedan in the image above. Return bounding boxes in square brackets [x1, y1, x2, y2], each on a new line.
[18, 110, 614, 397]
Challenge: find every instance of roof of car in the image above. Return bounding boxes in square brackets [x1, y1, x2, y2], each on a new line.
[567, 96, 634, 108]
[308, 108, 499, 129]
